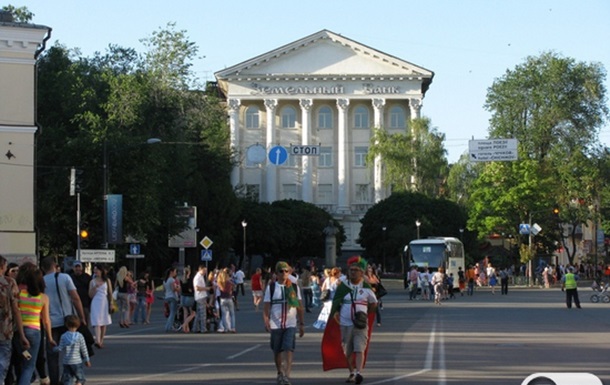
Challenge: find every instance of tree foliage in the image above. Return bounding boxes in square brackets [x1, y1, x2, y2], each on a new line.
[359, 192, 467, 271]
[367, 117, 448, 197]
[467, 52, 609, 265]
[2, 5, 34, 22]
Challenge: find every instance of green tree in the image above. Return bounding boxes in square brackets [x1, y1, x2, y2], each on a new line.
[468, 52, 609, 265]
[359, 192, 467, 272]
[2, 5, 34, 22]
[368, 117, 448, 197]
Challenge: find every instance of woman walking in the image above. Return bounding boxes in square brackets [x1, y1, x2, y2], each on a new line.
[180, 266, 195, 332]
[217, 268, 236, 333]
[115, 266, 134, 328]
[88, 265, 112, 348]
[16, 263, 55, 385]
[163, 267, 180, 332]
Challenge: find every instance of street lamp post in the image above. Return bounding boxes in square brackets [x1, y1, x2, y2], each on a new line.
[102, 139, 108, 249]
[416, 220, 421, 239]
[241, 220, 247, 267]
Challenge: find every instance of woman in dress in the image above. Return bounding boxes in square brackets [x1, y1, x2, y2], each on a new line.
[250, 267, 264, 311]
[88, 265, 112, 348]
[313, 267, 341, 329]
[144, 271, 154, 324]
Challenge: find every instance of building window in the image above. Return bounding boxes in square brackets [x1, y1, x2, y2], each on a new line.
[245, 106, 260, 129]
[317, 184, 333, 203]
[355, 184, 370, 203]
[319, 146, 333, 167]
[282, 184, 298, 200]
[281, 106, 297, 129]
[389, 106, 406, 129]
[353, 106, 370, 129]
[245, 184, 260, 201]
[317, 106, 333, 129]
[354, 146, 368, 167]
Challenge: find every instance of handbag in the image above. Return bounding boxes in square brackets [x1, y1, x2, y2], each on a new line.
[112, 287, 119, 301]
[375, 283, 388, 299]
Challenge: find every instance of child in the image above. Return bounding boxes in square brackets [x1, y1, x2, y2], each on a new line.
[53, 315, 91, 385]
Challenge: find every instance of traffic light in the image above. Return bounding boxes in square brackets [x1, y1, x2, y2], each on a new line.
[80, 222, 89, 240]
[70, 168, 84, 196]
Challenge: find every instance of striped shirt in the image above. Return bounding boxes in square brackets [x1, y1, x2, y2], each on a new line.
[19, 289, 43, 330]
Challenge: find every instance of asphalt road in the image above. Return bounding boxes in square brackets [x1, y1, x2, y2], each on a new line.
[81, 281, 610, 385]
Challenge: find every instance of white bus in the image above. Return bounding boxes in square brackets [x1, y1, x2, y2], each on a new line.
[406, 237, 465, 280]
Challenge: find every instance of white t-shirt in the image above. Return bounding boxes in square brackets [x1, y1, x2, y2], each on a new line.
[263, 281, 302, 329]
[193, 271, 208, 301]
[338, 282, 377, 327]
[233, 270, 245, 284]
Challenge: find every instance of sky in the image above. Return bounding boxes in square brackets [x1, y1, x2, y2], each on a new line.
[14, 0, 610, 163]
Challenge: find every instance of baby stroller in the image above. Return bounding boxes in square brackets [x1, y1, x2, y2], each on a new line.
[206, 303, 219, 332]
[590, 281, 610, 303]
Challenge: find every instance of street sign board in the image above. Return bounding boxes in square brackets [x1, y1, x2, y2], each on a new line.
[129, 244, 140, 255]
[125, 254, 145, 259]
[290, 145, 320, 156]
[201, 249, 212, 261]
[80, 249, 116, 263]
[469, 139, 518, 162]
[519, 224, 530, 235]
[268, 146, 288, 165]
[200, 236, 213, 249]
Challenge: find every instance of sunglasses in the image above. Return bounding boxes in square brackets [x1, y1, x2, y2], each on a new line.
[277, 269, 289, 274]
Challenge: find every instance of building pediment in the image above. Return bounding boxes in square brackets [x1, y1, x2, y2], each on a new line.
[215, 30, 433, 94]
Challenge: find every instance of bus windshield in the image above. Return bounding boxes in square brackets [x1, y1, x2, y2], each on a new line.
[409, 243, 446, 269]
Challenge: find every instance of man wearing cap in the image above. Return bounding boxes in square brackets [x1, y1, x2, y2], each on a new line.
[322, 256, 378, 384]
[70, 261, 92, 326]
[263, 262, 304, 385]
[561, 265, 581, 309]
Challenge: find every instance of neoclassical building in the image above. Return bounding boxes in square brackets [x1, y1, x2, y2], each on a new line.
[0, 14, 50, 263]
[215, 30, 434, 253]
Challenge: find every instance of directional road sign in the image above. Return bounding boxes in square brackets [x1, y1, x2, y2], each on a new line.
[469, 138, 518, 162]
[268, 146, 288, 165]
[129, 244, 140, 255]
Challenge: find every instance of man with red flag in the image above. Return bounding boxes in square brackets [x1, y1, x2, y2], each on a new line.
[321, 256, 377, 384]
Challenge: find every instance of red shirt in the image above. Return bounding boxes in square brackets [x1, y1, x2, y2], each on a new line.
[251, 273, 263, 291]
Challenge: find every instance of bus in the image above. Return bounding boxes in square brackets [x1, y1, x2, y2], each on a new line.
[405, 237, 465, 280]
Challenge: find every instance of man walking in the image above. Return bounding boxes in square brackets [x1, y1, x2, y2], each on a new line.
[561, 266, 581, 309]
[42, 256, 87, 385]
[263, 262, 304, 385]
[193, 265, 209, 332]
[69, 261, 92, 326]
[322, 256, 378, 384]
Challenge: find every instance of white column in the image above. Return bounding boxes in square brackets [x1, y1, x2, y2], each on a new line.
[228, 98, 241, 189]
[264, 99, 278, 202]
[409, 98, 423, 190]
[336, 98, 350, 213]
[300, 98, 313, 203]
[372, 98, 385, 203]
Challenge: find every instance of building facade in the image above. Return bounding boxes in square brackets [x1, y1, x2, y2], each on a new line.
[215, 30, 434, 253]
[0, 14, 50, 263]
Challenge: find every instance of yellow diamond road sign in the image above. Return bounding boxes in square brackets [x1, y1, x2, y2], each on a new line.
[200, 236, 213, 249]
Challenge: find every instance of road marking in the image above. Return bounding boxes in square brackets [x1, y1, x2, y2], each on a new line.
[93, 363, 213, 385]
[227, 344, 262, 360]
[368, 315, 446, 385]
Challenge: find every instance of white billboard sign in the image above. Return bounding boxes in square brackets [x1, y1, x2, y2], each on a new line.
[80, 249, 116, 263]
[469, 139, 518, 162]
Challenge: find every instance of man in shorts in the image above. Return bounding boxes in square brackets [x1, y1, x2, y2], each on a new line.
[329, 256, 377, 384]
[263, 262, 304, 385]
